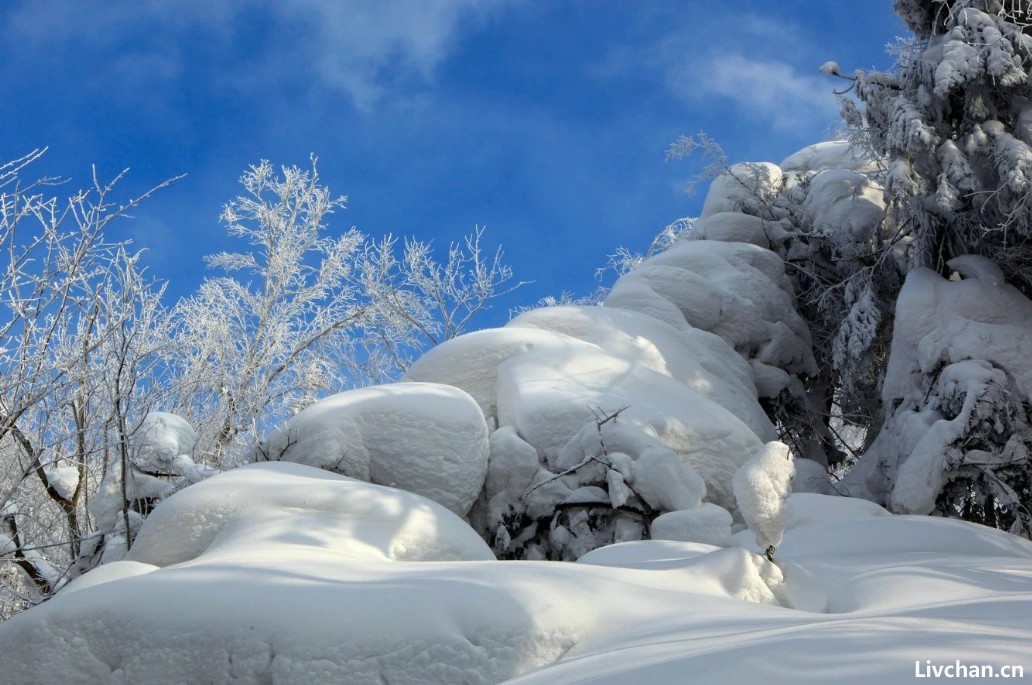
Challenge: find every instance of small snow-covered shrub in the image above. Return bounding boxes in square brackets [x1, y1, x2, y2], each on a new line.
[732, 441, 795, 557]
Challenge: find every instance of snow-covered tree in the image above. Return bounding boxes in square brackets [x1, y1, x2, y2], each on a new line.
[165, 158, 368, 464]
[167, 159, 521, 464]
[818, 1, 1032, 534]
[0, 152, 176, 614]
[841, 0, 1032, 291]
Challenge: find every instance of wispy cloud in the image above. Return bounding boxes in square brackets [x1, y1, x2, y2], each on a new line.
[671, 52, 839, 134]
[2, 0, 505, 111]
[589, 7, 840, 141]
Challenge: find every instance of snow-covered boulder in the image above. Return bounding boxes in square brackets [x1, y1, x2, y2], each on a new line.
[700, 162, 783, 218]
[607, 239, 817, 383]
[401, 327, 594, 425]
[256, 383, 490, 516]
[494, 340, 762, 508]
[130, 412, 197, 474]
[802, 168, 886, 248]
[507, 305, 776, 442]
[691, 212, 790, 249]
[126, 462, 495, 566]
[779, 140, 882, 175]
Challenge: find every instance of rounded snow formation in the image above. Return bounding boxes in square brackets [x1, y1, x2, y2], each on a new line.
[606, 239, 818, 384]
[732, 441, 795, 550]
[130, 411, 197, 473]
[779, 140, 882, 175]
[802, 168, 886, 244]
[691, 212, 790, 249]
[125, 462, 495, 567]
[700, 162, 783, 218]
[5, 489, 1032, 685]
[402, 327, 604, 425]
[507, 305, 776, 442]
[256, 382, 489, 516]
[651, 503, 734, 547]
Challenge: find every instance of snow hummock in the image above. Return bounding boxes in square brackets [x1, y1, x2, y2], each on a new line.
[651, 503, 734, 547]
[255, 382, 490, 516]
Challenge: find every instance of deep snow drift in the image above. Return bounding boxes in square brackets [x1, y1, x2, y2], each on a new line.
[1, 462, 1030, 684]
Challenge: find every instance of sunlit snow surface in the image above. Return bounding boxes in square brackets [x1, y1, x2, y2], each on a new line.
[1, 463, 1029, 684]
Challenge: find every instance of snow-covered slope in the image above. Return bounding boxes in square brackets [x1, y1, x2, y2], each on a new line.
[1, 463, 1029, 684]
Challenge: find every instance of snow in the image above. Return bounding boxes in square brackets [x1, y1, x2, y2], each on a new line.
[131, 411, 197, 474]
[848, 257, 1032, 513]
[4, 485, 1030, 684]
[779, 140, 881, 175]
[732, 442, 795, 550]
[700, 162, 783, 218]
[690, 211, 790, 249]
[802, 168, 886, 246]
[608, 239, 818, 384]
[402, 327, 587, 424]
[651, 503, 733, 546]
[494, 344, 761, 508]
[818, 60, 840, 76]
[255, 382, 490, 516]
[44, 465, 80, 501]
[125, 462, 494, 568]
[508, 305, 776, 442]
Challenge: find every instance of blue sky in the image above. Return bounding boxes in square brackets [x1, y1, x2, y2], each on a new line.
[1, 1, 903, 326]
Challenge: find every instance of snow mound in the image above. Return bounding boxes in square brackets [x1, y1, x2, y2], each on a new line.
[607, 239, 817, 385]
[130, 412, 197, 474]
[700, 162, 783, 218]
[651, 503, 734, 546]
[256, 382, 489, 515]
[3, 476, 1032, 684]
[126, 461, 494, 567]
[402, 327, 591, 424]
[495, 341, 762, 508]
[691, 211, 790, 249]
[803, 169, 886, 246]
[508, 305, 776, 441]
[779, 140, 882, 175]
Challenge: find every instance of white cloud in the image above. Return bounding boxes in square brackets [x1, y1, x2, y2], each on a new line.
[674, 52, 840, 133]
[3, 0, 505, 111]
[267, 0, 502, 110]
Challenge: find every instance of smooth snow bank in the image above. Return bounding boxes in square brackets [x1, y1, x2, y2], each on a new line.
[255, 382, 489, 516]
[2, 485, 1030, 685]
[126, 462, 493, 567]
